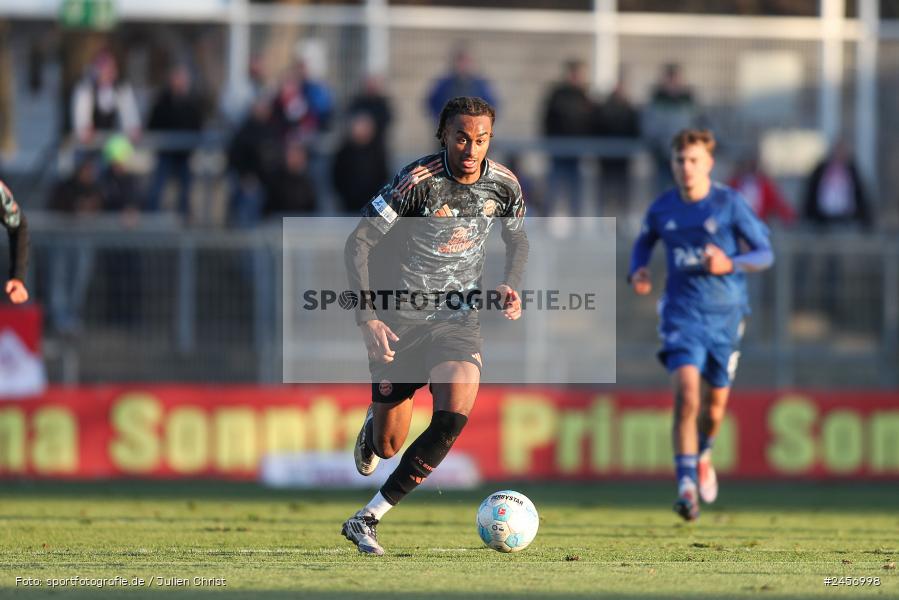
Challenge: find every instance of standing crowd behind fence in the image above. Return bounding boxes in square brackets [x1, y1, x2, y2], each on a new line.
[0, 6, 895, 386]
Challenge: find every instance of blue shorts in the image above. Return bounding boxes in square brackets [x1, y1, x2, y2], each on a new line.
[657, 307, 745, 388]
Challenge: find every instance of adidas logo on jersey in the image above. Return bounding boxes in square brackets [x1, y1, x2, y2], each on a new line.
[664, 219, 678, 231]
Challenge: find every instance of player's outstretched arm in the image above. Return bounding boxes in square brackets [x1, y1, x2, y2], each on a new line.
[360, 319, 399, 363]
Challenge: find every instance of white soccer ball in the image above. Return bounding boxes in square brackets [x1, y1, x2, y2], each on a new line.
[476, 490, 539, 553]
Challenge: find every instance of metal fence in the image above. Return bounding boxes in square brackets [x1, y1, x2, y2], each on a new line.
[11, 215, 897, 389]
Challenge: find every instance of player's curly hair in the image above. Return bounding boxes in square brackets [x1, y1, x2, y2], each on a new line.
[435, 97, 496, 147]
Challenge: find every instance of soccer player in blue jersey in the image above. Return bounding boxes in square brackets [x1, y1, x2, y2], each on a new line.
[629, 129, 773, 521]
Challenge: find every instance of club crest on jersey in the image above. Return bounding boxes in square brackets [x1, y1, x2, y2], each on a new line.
[372, 195, 397, 223]
[664, 219, 677, 231]
[703, 217, 718, 234]
[378, 379, 393, 396]
[482, 199, 497, 217]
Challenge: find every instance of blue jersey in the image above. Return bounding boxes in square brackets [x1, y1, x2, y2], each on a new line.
[629, 183, 772, 316]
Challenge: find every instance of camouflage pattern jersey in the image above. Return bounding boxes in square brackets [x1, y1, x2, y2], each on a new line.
[345, 150, 529, 323]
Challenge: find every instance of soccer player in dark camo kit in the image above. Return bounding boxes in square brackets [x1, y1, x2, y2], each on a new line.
[341, 97, 528, 555]
[629, 129, 773, 522]
[1, 180, 30, 304]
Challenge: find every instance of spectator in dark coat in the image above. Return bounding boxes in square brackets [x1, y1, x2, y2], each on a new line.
[348, 74, 393, 146]
[426, 47, 497, 120]
[798, 139, 871, 320]
[332, 112, 389, 214]
[145, 64, 205, 218]
[227, 95, 282, 228]
[101, 135, 141, 216]
[265, 141, 318, 217]
[47, 156, 104, 334]
[594, 79, 640, 215]
[541, 59, 594, 217]
[100, 135, 142, 328]
[49, 156, 104, 215]
[71, 50, 141, 144]
[642, 63, 700, 192]
[802, 139, 871, 229]
[270, 61, 334, 141]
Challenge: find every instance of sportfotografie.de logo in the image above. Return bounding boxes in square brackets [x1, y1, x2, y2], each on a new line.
[301, 289, 597, 312]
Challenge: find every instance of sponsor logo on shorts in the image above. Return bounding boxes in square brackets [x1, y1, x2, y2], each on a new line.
[378, 379, 393, 396]
[471, 352, 482, 366]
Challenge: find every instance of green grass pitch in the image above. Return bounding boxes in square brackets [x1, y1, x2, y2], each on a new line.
[0, 481, 896, 599]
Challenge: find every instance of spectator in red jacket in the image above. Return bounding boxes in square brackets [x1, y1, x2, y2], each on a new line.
[728, 154, 795, 226]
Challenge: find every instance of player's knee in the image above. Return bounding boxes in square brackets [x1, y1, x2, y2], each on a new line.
[674, 378, 700, 398]
[674, 393, 700, 420]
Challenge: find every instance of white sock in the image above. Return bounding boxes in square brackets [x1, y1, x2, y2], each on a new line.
[364, 491, 393, 521]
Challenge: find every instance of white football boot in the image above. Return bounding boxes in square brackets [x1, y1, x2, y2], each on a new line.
[354, 405, 379, 476]
[341, 510, 385, 555]
[698, 450, 718, 504]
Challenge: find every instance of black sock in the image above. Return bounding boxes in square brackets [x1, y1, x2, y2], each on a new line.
[379, 410, 468, 505]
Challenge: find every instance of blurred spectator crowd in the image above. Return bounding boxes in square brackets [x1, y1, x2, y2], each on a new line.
[43, 46, 871, 231]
